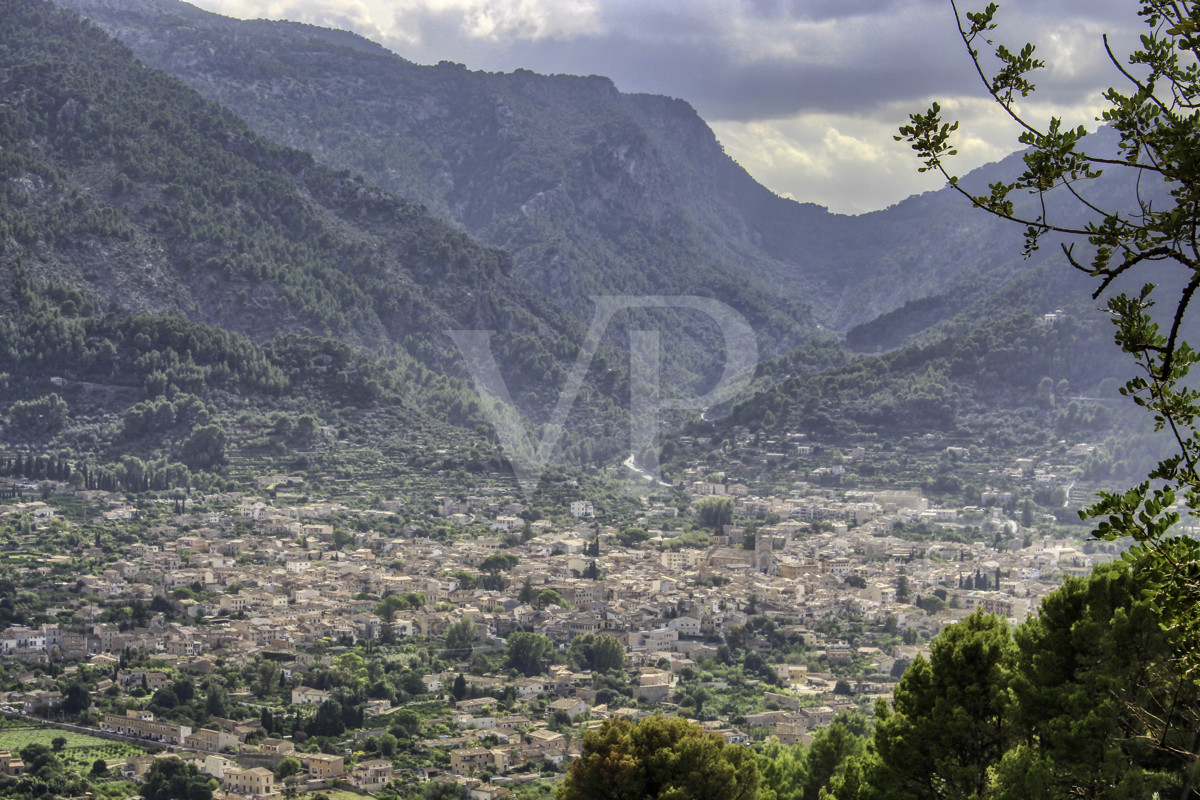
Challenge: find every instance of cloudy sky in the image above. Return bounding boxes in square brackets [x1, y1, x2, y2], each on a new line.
[186, 0, 1144, 215]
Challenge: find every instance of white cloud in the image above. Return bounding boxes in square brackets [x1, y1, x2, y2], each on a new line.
[709, 90, 1108, 215]
[713, 115, 952, 214]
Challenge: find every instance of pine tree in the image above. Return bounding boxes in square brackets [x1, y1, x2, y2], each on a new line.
[871, 610, 1015, 799]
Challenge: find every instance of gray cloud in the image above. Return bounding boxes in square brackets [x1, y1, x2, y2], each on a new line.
[363, 0, 1143, 123]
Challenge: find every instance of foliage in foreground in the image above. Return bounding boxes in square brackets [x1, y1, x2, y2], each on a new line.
[801, 565, 1191, 800]
[559, 715, 758, 800]
[896, 0, 1200, 679]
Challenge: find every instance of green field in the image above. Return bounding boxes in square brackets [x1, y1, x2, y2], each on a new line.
[0, 726, 147, 777]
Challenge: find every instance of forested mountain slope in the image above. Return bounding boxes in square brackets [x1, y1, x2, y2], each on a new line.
[57, 0, 1077, 348]
[0, 0, 631, 477]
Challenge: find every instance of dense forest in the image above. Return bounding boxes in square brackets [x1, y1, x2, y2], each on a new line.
[557, 563, 1197, 800]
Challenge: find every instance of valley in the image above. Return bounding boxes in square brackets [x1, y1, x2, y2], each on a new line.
[0, 0, 1193, 798]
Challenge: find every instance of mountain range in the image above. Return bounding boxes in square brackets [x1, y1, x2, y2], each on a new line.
[0, 0, 1162, 493]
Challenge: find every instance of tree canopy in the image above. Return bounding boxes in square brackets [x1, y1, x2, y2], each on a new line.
[695, 497, 734, 531]
[873, 610, 1015, 800]
[567, 633, 627, 673]
[141, 757, 216, 800]
[999, 562, 1191, 799]
[810, 565, 1193, 799]
[443, 616, 477, 658]
[558, 716, 758, 800]
[505, 631, 554, 677]
[755, 713, 868, 800]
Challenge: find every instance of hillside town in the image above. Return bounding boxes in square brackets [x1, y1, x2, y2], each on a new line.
[0, 427, 1117, 799]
